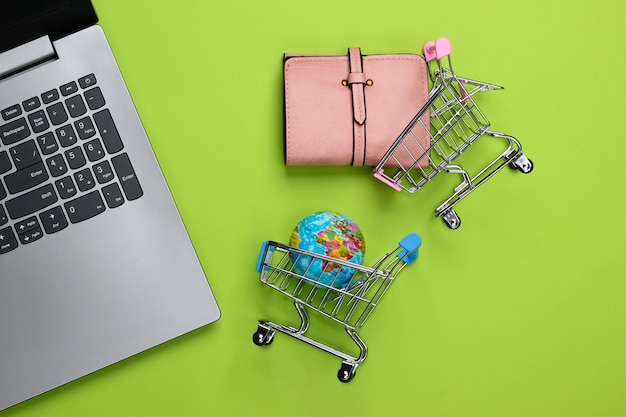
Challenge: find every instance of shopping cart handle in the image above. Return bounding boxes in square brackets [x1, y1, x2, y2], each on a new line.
[424, 38, 451, 62]
[255, 241, 269, 273]
[398, 233, 422, 264]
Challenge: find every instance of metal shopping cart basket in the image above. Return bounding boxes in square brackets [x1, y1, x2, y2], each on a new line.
[373, 38, 533, 229]
[252, 233, 422, 382]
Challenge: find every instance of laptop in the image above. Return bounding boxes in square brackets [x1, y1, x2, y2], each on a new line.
[0, 0, 221, 410]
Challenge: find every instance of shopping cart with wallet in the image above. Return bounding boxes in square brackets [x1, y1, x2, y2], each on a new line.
[373, 38, 533, 229]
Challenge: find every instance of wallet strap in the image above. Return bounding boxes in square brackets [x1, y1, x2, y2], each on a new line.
[348, 47, 366, 166]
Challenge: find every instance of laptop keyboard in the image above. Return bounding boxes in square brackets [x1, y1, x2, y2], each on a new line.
[0, 74, 143, 254]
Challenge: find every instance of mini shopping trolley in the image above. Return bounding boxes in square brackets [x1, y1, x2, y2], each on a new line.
[373, 38, 533, 229]
[252, 233, 422, 382]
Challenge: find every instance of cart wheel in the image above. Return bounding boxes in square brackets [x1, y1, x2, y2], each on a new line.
[252, 327, 274, 346]
[337, 363, 357, 383]
[519, 158, 534, 174]
[510, 155, 533, 174]
[442, 210, 461, 230]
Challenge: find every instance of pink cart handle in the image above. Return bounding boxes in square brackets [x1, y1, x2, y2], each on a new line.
[424, 38, 452, 62]
[373, 170, 402, 191]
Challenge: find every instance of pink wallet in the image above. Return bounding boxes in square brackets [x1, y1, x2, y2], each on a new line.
[284, 48, 430, 167]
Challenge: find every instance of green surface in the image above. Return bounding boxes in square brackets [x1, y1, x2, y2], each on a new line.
[4, 0, 626, 416]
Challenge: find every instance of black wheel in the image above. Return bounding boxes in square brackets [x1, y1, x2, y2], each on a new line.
[252, 331, 266, 346]
[252, 327, 274, 346]
[337, 363, 356, 383]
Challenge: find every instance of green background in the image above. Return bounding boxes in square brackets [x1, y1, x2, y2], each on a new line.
[4, 0, 625, 416]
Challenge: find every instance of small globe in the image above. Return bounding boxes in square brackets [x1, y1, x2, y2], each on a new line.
[289, 211, 365, 288]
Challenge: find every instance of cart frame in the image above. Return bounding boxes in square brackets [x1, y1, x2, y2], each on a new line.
[373, 38, 533, 229]
[252, 233, 421, 382]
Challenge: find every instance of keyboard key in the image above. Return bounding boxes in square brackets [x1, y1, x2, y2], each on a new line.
[0, 182, 5, 200]
[41, 89, 59, 104]
[4, 161, 48, 194]
[0, 205, 8, 226]
[39, 206, 68, 234]
[74, 116, 96, 139]
[84, 138, 105, 162]
[10, 139, 41, 169]
[74, 168, 95, 192]
[64, 146, 86, 170]
[5, 183, 58, 220]
[14, 216, 39, 234]
[46, 102, 68, 126]
[93, 160, 114, 184]
[22, 96, 41, 112]
[0, 150, 12, 174]
[1, 104, 22, 121]
[111, 153, 142, 200]
[78, 74, 97, 89]
[65, 190, 105, 223]
[55, 176, 77, 199]
[65, 94, 87, 118]
[0, 226, 18, 254]
[55, 124, 78, 147]
[60, 81, 78, 96]
[102, 182, 125, 208]
[28, 110, 49, 133]
[37, 132, 58, 155]
[17, 226, 43, 245]
[1, 117, 31, 145]
[46, 154, 68, 177]
[84, 87, 105, 110]
[94, 110, 123, 154]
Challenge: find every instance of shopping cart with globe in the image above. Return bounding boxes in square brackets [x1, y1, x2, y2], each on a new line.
[252, 232, 422, 382]
[373, 38, 533, 229]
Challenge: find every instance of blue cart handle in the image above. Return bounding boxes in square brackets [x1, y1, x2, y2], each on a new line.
[397, 233, 422, 264]
[255, 241, 269, 273]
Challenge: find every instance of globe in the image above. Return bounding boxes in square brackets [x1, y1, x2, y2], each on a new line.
[289, 211, 366, 288]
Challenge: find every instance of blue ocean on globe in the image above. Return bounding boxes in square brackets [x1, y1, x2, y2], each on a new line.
[289, 211, 365, 288]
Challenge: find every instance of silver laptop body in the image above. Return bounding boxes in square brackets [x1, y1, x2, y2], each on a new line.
[0, 1, 220, 410]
